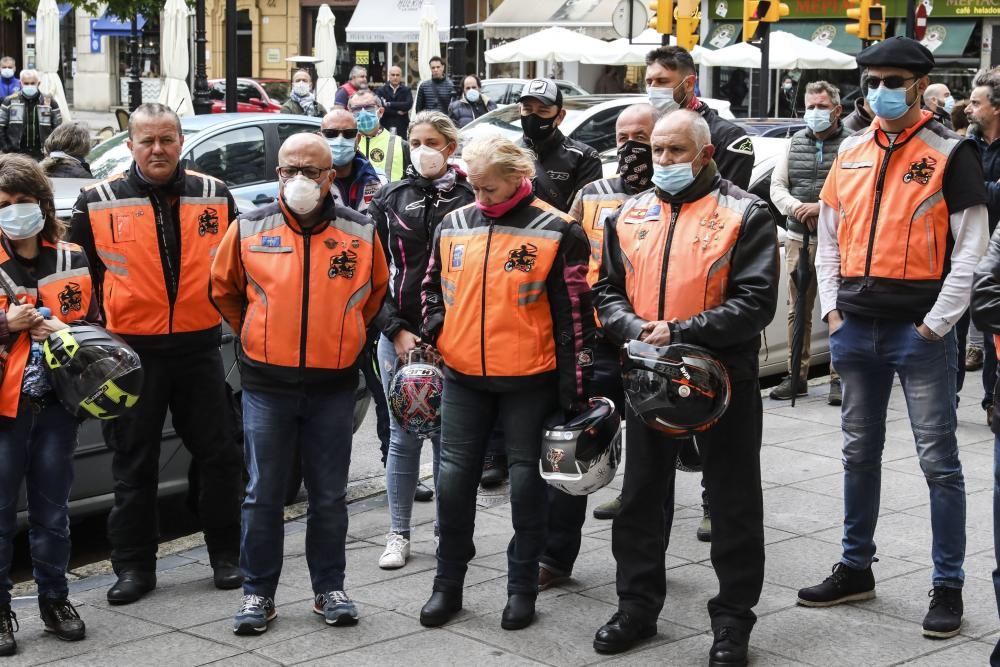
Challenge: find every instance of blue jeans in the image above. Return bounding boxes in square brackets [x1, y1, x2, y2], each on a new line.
[240, 387, 354, 599]
[832, 313, 965, 587]
[377, 335, 439, 534]
[0, 399, 78, 605]
[433, 378, 556, 596]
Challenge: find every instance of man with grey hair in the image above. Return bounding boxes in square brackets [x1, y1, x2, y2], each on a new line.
[348, 89, 410, 182]
[0, 56, 19, 98]
[769, 80, 849, 405]
[923, 82, 954, 129]
[334, 65, 368, 109]
[592, 108, 777, 664]
[0, 68, 61, 160]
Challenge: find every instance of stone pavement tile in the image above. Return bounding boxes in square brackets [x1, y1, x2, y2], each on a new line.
[761, 486, 844, 536]
[790, 467, 935, 513]
[352, 564, 508, 622]
[762, 413, 840, 447]
[760, 444, 844, 486]
[765, 400, 845, 428]
[278, 543, 436, 594]
[192, 653, 278, 666]
[901, 638, 996, 666]
[810, 510, 993, 564]
[848, 567, 1000, 639]
[41, 630, 241, 667]
[472, 535, 612, 576]
[253, 610, 422, 664]
[964, 439, 996, 459]
[751, 603, 965, 667]
[596, 633, 812, 666]
[883, 455, 993, 492]
[449, 592, 696, 667]
[0, 605, 168, 667]
[297, 627, 546, 666]
[886, 416, 992, 448]
[73, 574, 313, 630]
[961, 547, 997, 585]
[762, 536, 923, 592]
[66, 573, 118, 596]
[579, 563, 795, 632]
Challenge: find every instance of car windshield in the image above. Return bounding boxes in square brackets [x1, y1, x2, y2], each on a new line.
[260, 81, 290, 104]
[87, 129, 201, 180]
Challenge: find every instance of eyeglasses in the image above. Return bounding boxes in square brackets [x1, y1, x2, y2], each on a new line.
[320, 128, 358, 139]
[277, 166, 330, 180]
[349, 104, 379, 113]
[864, 75, 917, 90]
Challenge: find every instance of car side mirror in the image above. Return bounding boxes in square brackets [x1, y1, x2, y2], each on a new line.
[249, 97, 266, 107]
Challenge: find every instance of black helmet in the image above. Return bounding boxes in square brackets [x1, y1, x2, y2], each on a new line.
[621, 340, 730, 436]
[42, 325, 144, 419]
[539, 397, 622, 495]
[387, 346, 444, 437]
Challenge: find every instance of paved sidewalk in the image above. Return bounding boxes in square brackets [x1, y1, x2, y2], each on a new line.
[6, 376, 999, 666]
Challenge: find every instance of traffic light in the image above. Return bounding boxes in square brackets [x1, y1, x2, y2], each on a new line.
[743, 0, 761, 42]
[846, 0, 884, 41]
[649, 0, 673, 35]
[758, 0, 789, 22]
[675, 0, 700, 51]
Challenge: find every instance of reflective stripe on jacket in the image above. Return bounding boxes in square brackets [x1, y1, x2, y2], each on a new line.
[210, 196, 389, 393]
[359, 129, 407, 183]
[0, 92, 61, 156]
[0, 239, 99, 418]
[421, 196, 596, 409]
[569, 176, 632, 287]
[820, 111, 961, 321]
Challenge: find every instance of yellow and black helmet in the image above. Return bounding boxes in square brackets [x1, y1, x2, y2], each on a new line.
[42, 325, 144, 419]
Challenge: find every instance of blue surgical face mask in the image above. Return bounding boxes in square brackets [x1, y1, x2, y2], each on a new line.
[942, 96, 955, 114]
[866, 81, 917, 122]
[20, 85, 37, 98]
[465, 88, 481, 103]
[354, 109, 379, 134]
[652, 149, 703, 195]
[0, 202, 45, 240]
[328, 137, 356, 167]
[803, 108, 832, 133]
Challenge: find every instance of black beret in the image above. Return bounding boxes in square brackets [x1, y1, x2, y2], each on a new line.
[856, 36, 935, 76]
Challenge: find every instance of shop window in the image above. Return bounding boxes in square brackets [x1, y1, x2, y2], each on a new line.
[190, 127, 266, 186]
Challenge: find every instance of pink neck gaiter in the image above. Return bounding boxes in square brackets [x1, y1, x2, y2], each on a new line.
[476, 178, 533, 218]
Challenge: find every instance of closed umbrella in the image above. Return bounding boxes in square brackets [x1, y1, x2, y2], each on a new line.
[314, 4, 338, 111]
[788, 233, 812, 408]
[157, 0, 194, 117]
[35, 0, 71, 121]
[417, 3, 441, 83]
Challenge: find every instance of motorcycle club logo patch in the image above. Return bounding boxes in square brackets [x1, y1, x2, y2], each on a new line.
[328, 250, 358, 279]
[262, 236, 281, 247]
[351, 239, 360, 249]
[903, 157, 936, 185]
[324, 238, 341, 249]
[371, 148, 385, 163]
[637, 229, 648, 240]
[504, 243, 537, 273]
[58, 282, 82, 315]
[577, 348, 594, 367]
[727, 136, 755, 156]
[450, 244, 465, 270]
[198, 207, 220, 236]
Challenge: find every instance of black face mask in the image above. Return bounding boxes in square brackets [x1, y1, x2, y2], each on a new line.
[521, 112, 559, 141]
[617, 140, 653, 193]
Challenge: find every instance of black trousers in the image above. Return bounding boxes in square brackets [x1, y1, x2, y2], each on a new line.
[105, 347, 243, 573]
[612, 377, 764, 628]
[361, 334, 391, 464]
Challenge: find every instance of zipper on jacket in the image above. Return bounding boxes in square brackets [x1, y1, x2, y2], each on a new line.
[480, 223, 495, 376]
[657, 204, 682, 320]
[863, 138, 897, 289]
[150, 195, 178, 333]
[300, 233, 311, 368]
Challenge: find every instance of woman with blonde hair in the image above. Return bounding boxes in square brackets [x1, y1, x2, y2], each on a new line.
[418, 134, 595, 630]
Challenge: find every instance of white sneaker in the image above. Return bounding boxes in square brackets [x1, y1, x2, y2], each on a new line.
[378, 532, 410, 569]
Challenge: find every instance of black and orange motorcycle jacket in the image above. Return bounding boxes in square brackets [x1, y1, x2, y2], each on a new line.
[421, 196, 596, 409]
[594, 161, 779, 381]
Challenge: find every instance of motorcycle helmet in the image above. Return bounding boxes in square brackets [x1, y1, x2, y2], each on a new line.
[539, 397, 622, 496]
[621, 340, 730, 436]
[387, 345, 444, 437]
[42, 325, 144, 419]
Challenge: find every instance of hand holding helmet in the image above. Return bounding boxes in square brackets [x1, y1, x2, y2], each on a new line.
[539, 397, 622, 496]
[392, 329, 423, 359]
[387, 344, 444, 437]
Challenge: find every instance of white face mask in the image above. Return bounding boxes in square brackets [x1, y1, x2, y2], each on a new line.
[648, 87, 679, 115]
[0, 68, 13, 79]
[0, 203, 45, 240]
[292, 81, 311, 97]
[281, 174, 323, 215]
[411, 145, 448, 179]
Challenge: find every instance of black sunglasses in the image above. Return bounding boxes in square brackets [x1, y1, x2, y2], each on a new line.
[864, 75, 917, 91]
[320, 128, 358, 139]
[277, 166, 330, 180]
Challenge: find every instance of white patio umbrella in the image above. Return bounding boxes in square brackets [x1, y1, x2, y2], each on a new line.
[700, 31, 856, 70]
[485, 26, 609, 63]
[157, 0, 194, 117]
[581, 30, 707, 65]
[314, 4, 338, 110]
[417, 3, 441, 83]
[35, 0, 71, 121]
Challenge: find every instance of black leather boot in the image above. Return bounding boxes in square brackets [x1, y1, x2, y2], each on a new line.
[593, 611, 657, 654]
[500, 593, 536, 630]
[106, 571, 156, 605]
[212, 559, 244, 590]
[419, 589, 462, 627]
[0, 606, 17, 656]
[709, 625, 750, 666]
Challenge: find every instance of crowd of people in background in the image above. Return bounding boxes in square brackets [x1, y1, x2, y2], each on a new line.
[4, 34, 1000, 667]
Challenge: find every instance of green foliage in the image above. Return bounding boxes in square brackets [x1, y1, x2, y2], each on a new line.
[0, 0, 191, 23]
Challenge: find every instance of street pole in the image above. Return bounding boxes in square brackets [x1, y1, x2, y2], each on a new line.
[905, 0, 915, 39]
[225, 0, 237, 113]
[446, 0, 467, 90]
[127, 16, 142, 111]
[757, 22, 769, 118]
[192, 0, 212, 115]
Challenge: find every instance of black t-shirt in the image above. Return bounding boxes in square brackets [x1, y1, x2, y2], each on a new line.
[944, 140, 989, 215]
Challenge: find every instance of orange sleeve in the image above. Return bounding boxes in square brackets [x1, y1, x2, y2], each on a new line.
[363, 235, 390, 326]
[209, 221, 247, 332]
